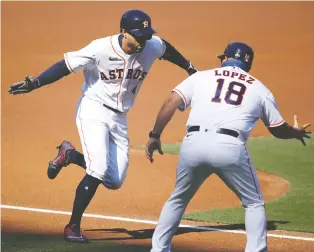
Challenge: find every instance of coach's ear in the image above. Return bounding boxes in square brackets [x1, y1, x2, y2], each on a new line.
[121, 29, 128, 38]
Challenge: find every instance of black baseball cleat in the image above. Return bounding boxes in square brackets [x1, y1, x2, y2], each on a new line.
[64, 224, 88, 243]
[47, 140, 75, 179]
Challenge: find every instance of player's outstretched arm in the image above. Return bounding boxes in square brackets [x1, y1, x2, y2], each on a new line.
[8, 59, 71, 95]
[268, 115, 311, 146]
[160, 39, 197, 76]
[145, 92, 184, 163]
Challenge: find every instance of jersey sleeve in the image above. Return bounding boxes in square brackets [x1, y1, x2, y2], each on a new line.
[64, 40, 100, 73]
[261, 91, 285, 127]
[151, 36, 167, 59]
[172, 73, 197, 111]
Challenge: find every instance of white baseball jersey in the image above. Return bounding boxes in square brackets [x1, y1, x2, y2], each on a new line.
[173, 66, 285, 142]
[64, 34, 166, 112]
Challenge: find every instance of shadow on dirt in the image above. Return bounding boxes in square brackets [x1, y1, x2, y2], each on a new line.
[1, 230, 236, 252]
[86, 220, 289, 241]
[2, 221, 288, 251]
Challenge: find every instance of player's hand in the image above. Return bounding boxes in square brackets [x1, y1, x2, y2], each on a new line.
[145, 138, 164, 163]
[8, 76, 40, 95]
[293, 114, 311, 146]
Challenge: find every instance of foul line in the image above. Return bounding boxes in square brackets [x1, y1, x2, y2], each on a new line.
[1, 204, 314, 242]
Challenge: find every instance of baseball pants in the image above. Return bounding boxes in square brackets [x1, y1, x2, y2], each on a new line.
[151, 130, 267, 252]
[76, 96, 129, 189]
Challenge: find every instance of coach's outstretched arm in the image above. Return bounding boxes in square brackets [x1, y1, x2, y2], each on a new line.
[160, 39, 197, 76]
[8, 59, 70, 95]
[268, 115, 311, 146]
[146, 91, 183, 163]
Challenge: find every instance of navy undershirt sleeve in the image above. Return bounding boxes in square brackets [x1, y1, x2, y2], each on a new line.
[36, 59, 71, 86]
[160, 39, 191, 70]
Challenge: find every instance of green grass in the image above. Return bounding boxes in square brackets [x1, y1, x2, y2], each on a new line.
[3, 137, 313, 252]
[150, 136, 314, 233]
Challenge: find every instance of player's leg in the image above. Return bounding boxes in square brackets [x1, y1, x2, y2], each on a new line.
[216, 145, 267, 252]
[47, 98, 87, 179]
[48, 141, 87, 176]
[75, 97, 112, 181]
[64, 97, 111, 242]
[64, 173, 101, 243]
[104, 114, 129, 190]
[151, 140, 212, 252]
[67, 149, 86, 168]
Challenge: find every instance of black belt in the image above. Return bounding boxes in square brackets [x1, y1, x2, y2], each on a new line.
[187, 126, 239, 138]
[103, 103, 123, 114]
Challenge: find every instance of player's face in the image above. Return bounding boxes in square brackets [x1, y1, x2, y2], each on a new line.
[123, 31, 150, 54]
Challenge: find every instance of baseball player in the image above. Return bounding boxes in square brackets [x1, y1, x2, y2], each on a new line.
[146, 42, 311, 252]
[8, 10, 197, 243]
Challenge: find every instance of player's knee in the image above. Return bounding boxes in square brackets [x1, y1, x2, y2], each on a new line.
[105, 183, 122, 190]
[103, 178, 124, 190]
[241, 194, 265, 207]
[243, 201, 265, 209]
[109, 182, 123, 190]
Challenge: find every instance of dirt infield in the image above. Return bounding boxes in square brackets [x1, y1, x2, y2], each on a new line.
[2, 2, 314, 251]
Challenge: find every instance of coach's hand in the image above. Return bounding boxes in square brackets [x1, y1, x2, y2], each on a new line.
[293, 114, 311, 146]
[8, 76, 40, 95]
[146, 138, 164, 163]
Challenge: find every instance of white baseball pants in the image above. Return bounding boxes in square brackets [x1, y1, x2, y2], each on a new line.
[76, 96, 129, 189]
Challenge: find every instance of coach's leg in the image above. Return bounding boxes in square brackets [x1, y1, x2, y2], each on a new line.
[217, 145, 267, 252]
[244, 202, 267, 252]
[242, 147, 267, 252]
[151, 145, 211, 252]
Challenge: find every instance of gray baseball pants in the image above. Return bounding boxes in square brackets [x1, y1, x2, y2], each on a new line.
[151, 130, 267, 252]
